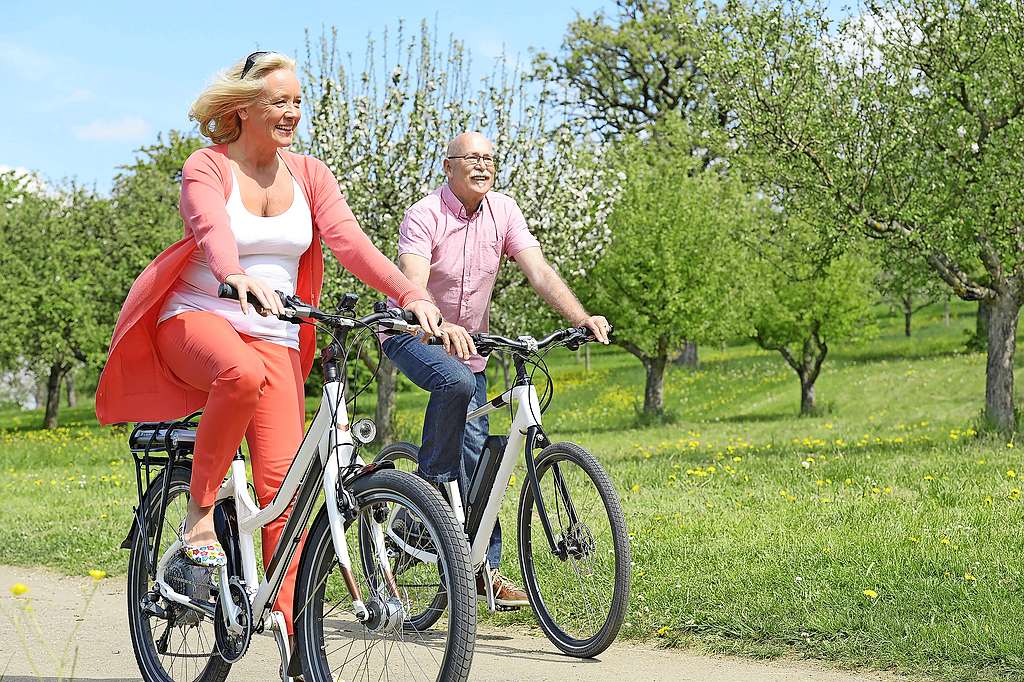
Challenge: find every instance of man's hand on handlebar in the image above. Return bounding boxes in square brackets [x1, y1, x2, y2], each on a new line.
[405, 299, 444, 341]
[224, 273, 285, 318]
[438, 321, 477, 360]
[577, 314, 612, 345]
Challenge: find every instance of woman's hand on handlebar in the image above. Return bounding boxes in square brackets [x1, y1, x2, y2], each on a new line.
[405, 298, 444, 340]
[224, 273, 284, 317]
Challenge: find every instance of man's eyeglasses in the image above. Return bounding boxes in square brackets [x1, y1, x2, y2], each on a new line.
[447, 154, 497, 168]
[240, 51, 270, 79]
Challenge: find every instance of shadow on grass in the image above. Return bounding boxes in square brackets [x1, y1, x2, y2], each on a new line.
[713, 412, 795, 424]
[830, 347, 976, 365]
[613, 433, 953, 467]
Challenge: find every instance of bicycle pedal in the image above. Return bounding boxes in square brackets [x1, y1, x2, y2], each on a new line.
[494, 604, 520, 612]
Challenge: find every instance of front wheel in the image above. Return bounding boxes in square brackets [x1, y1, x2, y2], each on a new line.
[518, 441, 631, 658]
[293, 468, 476, 681]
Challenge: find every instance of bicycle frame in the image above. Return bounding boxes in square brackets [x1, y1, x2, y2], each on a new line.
[150, 374, 395, 644]
[460, 380, 541, 570]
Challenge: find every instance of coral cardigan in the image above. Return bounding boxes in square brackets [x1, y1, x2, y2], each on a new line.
[95, 144, 427, 425]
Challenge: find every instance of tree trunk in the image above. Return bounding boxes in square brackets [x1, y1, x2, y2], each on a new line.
[800, 375, 816, 416]
[901, 294, 913, 337]
[375, 357, 398, 444]
[969, 299, 992, 352]
[983, 295, 1019, 431]
[34, 378, 46, 411]
[682, 340, 698, 368]
[66, 372, 77, 408]
[43, 362, 69, 429]
[673, 340, 699, 368]
[584, 344, 591, 372]
[642, 354, 667, 416]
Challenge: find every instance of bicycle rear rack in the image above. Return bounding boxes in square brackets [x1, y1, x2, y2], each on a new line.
[127, 411, 202, 578]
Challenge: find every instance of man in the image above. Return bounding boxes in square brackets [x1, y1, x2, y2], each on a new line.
[383, 131, 611, 607]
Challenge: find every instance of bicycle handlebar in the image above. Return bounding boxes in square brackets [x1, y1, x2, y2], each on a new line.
[471, 325, 609, 355]
[216, 283, 430, 337]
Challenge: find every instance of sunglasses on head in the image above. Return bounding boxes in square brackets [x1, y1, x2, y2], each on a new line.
[240, 51, 270, 79]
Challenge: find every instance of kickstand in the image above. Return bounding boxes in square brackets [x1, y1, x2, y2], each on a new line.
[482, 564, 497, 613]
[270, 610, 297, 682]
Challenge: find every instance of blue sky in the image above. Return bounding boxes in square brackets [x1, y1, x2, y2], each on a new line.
[2, 1, 848, 192]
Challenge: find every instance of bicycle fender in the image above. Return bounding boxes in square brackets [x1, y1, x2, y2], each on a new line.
[349, 459, 395, 483]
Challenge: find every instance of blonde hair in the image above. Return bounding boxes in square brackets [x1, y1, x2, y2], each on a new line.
[189, 52, 297, 144]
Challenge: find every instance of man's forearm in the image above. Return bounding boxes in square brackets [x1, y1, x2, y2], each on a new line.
[533, 265, 589, 324]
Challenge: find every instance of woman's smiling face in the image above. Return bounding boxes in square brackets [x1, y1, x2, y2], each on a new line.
[239, 68, 302, 147]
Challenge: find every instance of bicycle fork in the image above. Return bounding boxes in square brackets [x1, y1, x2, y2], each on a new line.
[322, 439, 402, 625]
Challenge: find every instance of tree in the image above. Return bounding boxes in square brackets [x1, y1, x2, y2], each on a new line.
[542, 0, 733, 364]
[875, 252, 945, 337]
[303, 21, 619, 440]
[580, 120, 757, 417]
[749, 222, 878, 416]
[540, 0, 723, 139]
[708, 0, 1024, 430]
[109, 131, 205, 281]
[0, 184, 117, 427]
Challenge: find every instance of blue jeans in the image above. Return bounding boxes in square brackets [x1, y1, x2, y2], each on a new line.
[383, 333, 502, 569]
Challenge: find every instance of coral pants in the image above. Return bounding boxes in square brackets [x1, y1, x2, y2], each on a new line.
[156, 311, 306, 634]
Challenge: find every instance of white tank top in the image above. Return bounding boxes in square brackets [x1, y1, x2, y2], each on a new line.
[159, 168, 313, 349]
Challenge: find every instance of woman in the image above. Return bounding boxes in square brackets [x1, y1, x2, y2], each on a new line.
[96, 51, 442, 636]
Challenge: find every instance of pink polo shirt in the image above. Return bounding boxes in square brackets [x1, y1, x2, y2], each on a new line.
[393, 184, 540, 372]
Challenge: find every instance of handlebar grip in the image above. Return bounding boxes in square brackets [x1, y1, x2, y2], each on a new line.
[218, 282, 267, 314]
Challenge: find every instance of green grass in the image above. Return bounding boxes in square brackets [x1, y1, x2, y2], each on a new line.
[1, 302, 1023, 680]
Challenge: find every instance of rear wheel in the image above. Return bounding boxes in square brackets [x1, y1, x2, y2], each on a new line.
[518, 442, 631, 658]
[126, 463, 231, 682]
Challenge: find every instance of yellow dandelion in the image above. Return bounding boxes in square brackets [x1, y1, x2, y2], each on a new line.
[984, 495, 993, 504]
[1009, 488, 1020, 500]
[964, 573, 977, 582]
[909, 536, 920, 543]
[1007, 470, 1017, 479]
[940, 537, 951, 545]
[88, 569, 106, 581]
[9, 583, 28, 596]
[630, 483, 640, 493]
[863, 589, 878, 599]
[924, 475, 935, 481]
[656, 626, 672, 637]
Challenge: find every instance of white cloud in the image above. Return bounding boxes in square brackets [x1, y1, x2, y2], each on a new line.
[0, 40, 54, 81]
[73, 116, 150, 142]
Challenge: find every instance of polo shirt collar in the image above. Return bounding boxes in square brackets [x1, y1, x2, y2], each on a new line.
[441, 184, 487, 221]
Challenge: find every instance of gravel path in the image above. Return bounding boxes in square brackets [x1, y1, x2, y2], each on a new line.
[0, 565, 901, 682]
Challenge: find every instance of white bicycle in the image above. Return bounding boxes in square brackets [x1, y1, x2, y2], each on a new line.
[376, 326, 631, 658]
[122, 286, 475, 682]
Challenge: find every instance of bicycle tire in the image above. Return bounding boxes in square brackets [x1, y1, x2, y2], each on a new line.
[517, 441, 631, 658]
[127, 463, 231, 682]
[293, 468, 476, 682]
